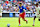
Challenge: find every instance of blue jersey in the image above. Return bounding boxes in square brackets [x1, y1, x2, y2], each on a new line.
[19, 6, 27, 13]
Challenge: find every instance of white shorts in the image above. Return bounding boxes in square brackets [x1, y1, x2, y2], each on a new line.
[39, 14, 40, 17]
[0, 13, 2, 16]
[35, 13, 40, 18]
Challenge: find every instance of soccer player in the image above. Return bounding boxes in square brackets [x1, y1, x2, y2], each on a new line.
[17, 3, 28, 26]
[33, 3, 40, 26]
[0, 4, 3, 18]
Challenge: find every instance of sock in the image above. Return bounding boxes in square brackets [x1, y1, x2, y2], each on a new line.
[22, 17, 27, 21]
[33, 20, 35, 25]
[19, 18, 20, 24]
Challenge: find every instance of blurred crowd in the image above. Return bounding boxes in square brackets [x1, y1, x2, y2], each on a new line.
[0, 0, 40, 13]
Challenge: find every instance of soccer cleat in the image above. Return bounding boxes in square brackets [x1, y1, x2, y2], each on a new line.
[26, 20, 28, 24]
[19, 24, 21, 26]
[7, 24, 10, 27]
[33, 24, 34, 26]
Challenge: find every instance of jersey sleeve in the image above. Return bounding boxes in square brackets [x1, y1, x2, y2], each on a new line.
[23, 6, 27, 10]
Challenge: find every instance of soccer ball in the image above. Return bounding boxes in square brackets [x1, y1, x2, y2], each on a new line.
[7, 24, 10, 27]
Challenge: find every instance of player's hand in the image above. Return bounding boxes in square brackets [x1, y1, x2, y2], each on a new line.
[23, 9, 25, 12]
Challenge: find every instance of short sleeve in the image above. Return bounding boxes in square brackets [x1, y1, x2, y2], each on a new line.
[23, 6, 27, 10]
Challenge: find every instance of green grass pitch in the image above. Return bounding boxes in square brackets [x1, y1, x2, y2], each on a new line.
[0, 17, 40, 27]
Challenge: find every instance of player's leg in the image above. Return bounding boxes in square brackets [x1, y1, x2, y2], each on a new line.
[38, 10, 40, 21]
[33, 16, 36, 26]
[39, 14, 40, 21]
[22, 17, 28, 23]
[33, 13, 38, 26]
[21, 12, 28, 23]
[19, 17, 20, 25]
[19, 14, 21, 26]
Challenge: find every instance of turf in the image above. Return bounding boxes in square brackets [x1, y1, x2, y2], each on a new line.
[0, 17, 40, 27]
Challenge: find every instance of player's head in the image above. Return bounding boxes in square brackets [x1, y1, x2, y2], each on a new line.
[38, 1, 40, 6]
[19, 3, 22, 7]
[36, 3, 38, 7]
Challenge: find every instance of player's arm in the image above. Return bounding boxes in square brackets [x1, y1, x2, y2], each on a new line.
[23, 6, 27, 12]
[38, 7, 40, 14]
[33, 7, 36, 13]
[35, 8, 39, 15]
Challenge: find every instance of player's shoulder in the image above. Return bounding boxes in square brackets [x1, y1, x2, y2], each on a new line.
[22, 6, 25, 8]
[22, 6, 24, 7]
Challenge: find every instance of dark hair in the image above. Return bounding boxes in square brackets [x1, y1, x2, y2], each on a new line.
[16, 5, 17, 7]
[19, 3, 22, 4]
[38, 1, 40, 3]
[36, 3, 38, 6]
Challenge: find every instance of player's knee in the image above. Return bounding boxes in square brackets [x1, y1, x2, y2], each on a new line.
[34, 16, 36, 20]
[34, 16, 36, 18]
